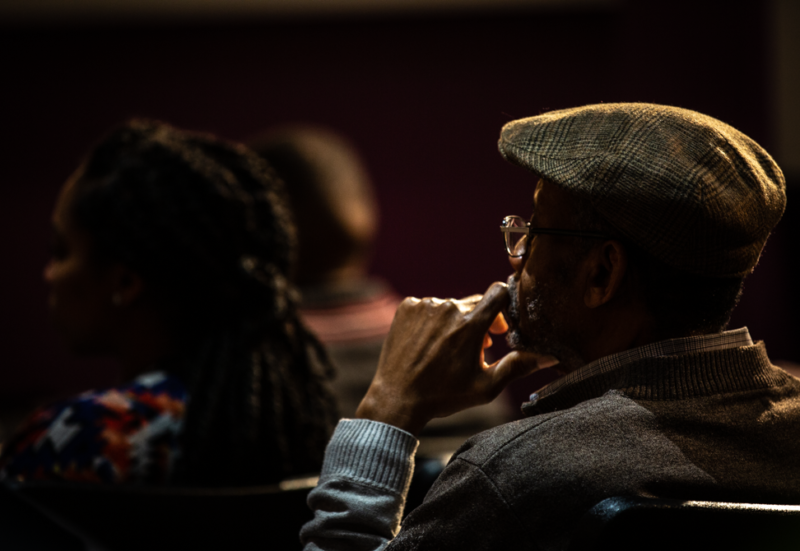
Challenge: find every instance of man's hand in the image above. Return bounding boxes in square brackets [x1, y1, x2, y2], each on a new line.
[355, 282, 558, 436]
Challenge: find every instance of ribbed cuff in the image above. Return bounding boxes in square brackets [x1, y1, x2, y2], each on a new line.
[322, 419, 419, 495]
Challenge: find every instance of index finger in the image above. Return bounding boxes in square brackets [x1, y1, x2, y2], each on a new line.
[454, 294, 483, 314]
[463, 282, 510, 330]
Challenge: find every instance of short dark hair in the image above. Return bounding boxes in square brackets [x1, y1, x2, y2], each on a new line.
[72, 120, 338, 485]
[568, 192, 745, 336]
[247, 126, 377, 285]
[624, 244, 745, 336]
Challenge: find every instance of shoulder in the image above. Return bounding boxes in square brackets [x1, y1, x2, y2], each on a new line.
[392, 396, 655, 551]
[445, 390, 709, 506]
[455, 390, 653, 467]
[118, 371, 188, 416]
[406, 392, 709, 549]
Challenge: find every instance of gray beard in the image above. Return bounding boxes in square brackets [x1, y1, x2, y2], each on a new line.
[505, 273, 584, 371]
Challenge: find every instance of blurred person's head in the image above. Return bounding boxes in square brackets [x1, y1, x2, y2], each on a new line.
[44, 120, 337, 485]
[248, 125, 378, 286]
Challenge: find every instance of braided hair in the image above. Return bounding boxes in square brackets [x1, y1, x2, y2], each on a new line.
[70, 120, 338, 486]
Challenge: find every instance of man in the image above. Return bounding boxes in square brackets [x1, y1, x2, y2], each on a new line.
[300, 103, 800, 550]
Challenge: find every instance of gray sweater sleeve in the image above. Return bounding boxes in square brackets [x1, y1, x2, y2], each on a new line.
[301, 419, 419, 551]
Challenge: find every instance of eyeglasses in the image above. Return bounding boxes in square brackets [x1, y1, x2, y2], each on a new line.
[500, 215, 611, 257]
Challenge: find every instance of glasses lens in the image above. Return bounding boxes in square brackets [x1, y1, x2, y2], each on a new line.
[512, 234, 528, 256]
[503, 216, 528, 257]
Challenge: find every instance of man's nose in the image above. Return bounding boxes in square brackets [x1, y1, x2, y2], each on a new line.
[506, 234, 527, 273]
[508, 253, 523, 273]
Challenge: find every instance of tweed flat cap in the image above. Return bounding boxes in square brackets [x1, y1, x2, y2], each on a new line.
[498, 103, 786, 277]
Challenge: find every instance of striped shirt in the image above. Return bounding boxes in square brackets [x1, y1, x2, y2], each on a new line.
[300, 281, 400, 345]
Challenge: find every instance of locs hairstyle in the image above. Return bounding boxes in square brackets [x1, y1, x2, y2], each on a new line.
[70, 120, 338, 485]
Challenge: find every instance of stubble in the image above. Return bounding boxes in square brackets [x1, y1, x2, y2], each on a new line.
[505, 273, 585, 371]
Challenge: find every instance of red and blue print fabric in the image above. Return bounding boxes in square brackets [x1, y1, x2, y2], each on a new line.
[1, 371, 186, 484]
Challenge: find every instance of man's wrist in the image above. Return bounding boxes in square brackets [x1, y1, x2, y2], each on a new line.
[355, 392, 428, 437]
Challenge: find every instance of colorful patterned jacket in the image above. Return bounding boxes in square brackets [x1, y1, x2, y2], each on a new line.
[1, 371, 186, 484]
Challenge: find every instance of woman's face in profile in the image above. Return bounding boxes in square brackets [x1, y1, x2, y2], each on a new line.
[43, 172, 121, 355]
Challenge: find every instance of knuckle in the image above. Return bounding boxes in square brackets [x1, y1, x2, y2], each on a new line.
[396, 297, 421, 317]
[441, 299, 459, 311]
[419, 297, 457, 311]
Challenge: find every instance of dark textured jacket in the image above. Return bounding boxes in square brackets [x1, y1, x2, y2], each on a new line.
[303, 342, 800, 551]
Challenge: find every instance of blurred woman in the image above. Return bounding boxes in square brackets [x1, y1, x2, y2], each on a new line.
[1, 120, 338, 486]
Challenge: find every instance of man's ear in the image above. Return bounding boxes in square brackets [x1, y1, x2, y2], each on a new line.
[583, 240, 628, 309]
[109, 264, 144, 307]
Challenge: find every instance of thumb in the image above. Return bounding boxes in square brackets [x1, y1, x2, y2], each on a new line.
[487, 351, 559, 393]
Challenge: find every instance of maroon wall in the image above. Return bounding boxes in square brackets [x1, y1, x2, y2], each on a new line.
[1, 0, 786, 402]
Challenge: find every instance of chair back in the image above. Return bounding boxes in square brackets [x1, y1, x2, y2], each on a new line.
[0, 482, 84, 550]
[568, 496, 800, 551]
[11, 476, 317, 551]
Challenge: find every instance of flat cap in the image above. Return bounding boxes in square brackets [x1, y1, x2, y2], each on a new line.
[498, 103, 786, 277]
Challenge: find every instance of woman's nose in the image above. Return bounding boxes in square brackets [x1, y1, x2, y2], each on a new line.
[43, 260, 54, 283]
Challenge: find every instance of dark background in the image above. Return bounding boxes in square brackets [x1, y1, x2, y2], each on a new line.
[1, 0, 797, 405]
